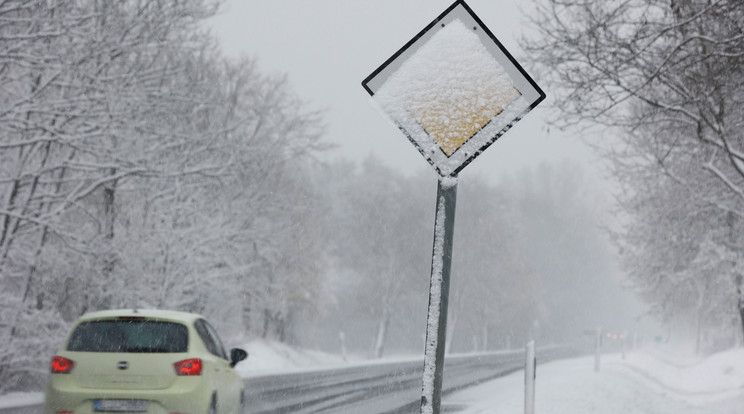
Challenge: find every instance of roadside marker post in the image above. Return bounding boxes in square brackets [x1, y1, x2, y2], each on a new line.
[339, 331, 348, 362]
[361, 1, 545, 412]
[525, 341, 536, 414]
[595, 327, 602, 373]
[622, 330, 628, 360]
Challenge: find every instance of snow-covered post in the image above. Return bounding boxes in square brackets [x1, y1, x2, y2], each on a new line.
[524, 340, 536, 414]
[421, 177, 458, 414]
[339, 331, 347, 362]
[633, 332, 638, 350]
[622, 330, 628, 359]
[736, 274, 744, 342]
[595, 328, 602, 372]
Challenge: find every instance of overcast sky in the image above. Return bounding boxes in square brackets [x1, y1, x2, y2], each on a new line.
[208, 0, 600, 183]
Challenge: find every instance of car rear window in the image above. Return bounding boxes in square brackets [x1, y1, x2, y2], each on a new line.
[66, 319, 188, 353]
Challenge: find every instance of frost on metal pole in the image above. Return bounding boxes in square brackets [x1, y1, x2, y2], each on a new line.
[361, 1, 545, 413]
[421, 177, 457, 412]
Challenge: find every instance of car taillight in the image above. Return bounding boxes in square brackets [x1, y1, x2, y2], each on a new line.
[174, 358, 202, 376]
[51, 356, 74, 374]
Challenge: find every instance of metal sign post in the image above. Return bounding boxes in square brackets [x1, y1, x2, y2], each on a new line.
[361, 2, 545, 412]
[421, 177, 457, 412]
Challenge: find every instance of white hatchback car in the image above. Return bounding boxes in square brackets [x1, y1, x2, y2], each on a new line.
[44, 309, 247, 414]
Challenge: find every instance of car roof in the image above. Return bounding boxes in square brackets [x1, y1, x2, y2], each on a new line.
[76, 309, 203, 324]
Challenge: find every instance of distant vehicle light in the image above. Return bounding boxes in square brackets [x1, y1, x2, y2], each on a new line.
[174, 358, 202, 376]
[51, 356, 75, 374]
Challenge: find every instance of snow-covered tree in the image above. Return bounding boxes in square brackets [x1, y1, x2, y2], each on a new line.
[327, 158, 433, 358]
[0, 0, 329, 391]
[523, 0, 744, 343]
[447, 176, 539, 352]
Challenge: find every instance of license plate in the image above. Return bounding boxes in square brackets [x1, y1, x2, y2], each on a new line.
[94, 399, 148, 412]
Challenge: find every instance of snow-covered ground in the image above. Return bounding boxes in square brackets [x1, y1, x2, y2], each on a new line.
[0, 392, 43, 411]
[3, 341, 743, 413]
[236, 339, 354, 376]
[447, 345, 744, 414]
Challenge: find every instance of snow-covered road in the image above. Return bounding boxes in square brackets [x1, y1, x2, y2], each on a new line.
[3, 343, 743, 413]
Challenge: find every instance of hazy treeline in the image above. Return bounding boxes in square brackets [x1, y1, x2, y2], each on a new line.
[302, 159, 629, 358]
[524, 0, 744, 352]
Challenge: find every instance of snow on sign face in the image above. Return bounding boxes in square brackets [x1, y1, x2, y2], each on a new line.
[376, 20, 520, 157]
[363, 0, 545, 177]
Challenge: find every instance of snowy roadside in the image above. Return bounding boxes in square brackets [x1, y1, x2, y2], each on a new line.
[445, 346, 744, 414]
[4, 342, 743, 413]
[238, 340, 744, 414]
[234, 338, 424, 377]
[0, 392, 44, 411]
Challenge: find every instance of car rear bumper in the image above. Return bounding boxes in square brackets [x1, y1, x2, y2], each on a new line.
[44, 375, 212, 414]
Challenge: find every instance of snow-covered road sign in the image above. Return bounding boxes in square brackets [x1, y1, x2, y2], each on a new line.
[362, 0, 545, 177]
[361, 2, 545, 413]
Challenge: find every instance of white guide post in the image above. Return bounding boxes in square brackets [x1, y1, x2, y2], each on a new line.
[524, 340, 536, 414]
[595, 327, 602, 373]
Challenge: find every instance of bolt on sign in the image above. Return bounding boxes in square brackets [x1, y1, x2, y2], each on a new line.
[362, 0, 545, 177]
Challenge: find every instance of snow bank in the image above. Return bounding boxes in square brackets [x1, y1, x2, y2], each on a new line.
[234, 338, 423, 378]
[0, 392, 43, 410]
[446, 346, 744, 414]
[234, 339, 350, 377]
[622, 346, 744, 400]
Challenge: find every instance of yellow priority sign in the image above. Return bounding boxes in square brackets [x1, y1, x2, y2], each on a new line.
[362, 0, 545, 177]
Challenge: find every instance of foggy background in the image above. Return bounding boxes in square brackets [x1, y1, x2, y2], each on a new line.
[207, 0, 645, 355]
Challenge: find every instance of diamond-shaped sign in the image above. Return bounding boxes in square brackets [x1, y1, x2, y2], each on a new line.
[362, 0, 545, 177]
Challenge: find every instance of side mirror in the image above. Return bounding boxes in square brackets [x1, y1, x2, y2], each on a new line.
[230, 348, 248, 367]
